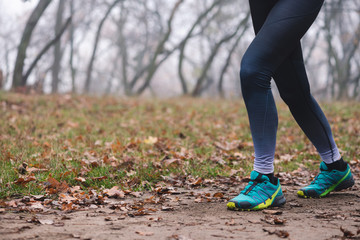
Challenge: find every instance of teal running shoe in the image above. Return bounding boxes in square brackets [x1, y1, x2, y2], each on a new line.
[227, 171, 286, 211]
[297, 162, 354, 198]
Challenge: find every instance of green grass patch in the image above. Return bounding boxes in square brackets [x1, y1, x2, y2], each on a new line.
[0, 93, 359, 199]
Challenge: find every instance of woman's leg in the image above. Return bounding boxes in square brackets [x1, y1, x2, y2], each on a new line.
[273, 45, 341, 163]
[249, 0, 341, 164]
[240, 0, 325, 174]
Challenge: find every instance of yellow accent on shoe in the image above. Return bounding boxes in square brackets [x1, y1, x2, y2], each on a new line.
[252, 184, 281, 210]
[319, 168, 351, 197]
[297, 190, 305, 198]
[227, 202, 236, 210]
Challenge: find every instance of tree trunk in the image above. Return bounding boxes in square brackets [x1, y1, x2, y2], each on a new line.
[69, 0, 76, 93]
[178, 0, 221, 95]
[135, 0, 184, 95]
[192, 17, 247, 97]
[0, 69, 3, 90]
[12, 0, 52, 88]
[218, 13, 250, 97]
[52, 0, 66, 93]
[22, 18, 72, 85]
[84, 0, 122, 93]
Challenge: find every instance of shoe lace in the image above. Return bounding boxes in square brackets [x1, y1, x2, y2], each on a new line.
[311, 170, 332, 185]
[241, 180, 271, 199]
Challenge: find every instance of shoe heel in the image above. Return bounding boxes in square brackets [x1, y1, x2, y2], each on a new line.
[334, 176, 355, 191]
[272, 194, 286, 207]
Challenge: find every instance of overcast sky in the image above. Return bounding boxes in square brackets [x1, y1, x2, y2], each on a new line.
[0, 0, 37, 20]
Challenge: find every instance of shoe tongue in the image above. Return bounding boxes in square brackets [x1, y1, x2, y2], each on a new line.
[250, 171, 269, 182]
[320, 162, 329, 171]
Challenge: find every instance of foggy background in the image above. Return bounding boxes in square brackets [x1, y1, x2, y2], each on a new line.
[0, 0, 359, 100]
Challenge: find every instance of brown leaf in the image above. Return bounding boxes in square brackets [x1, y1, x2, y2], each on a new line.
[6, 200, 18, 208]
[42, 142, 51, 149]
[143, 136, 158, 145]
[103, 186, 125, 198]
[161, 205, 174, 211]
[225, 219, 236, 226]
[289, 202, 303, 207]
[61, 202, 76, 211]
[91, 176, 107, 181]
[39, 219, 54, 225]
[29, 202, 45, 210]
[263, 209, 283, 215]
[161, 158, 182, 167]
[135, 231, 154, 236]
[340, 226, 355, 238]
[214, 140, 243, 151]
[262, 215, 286, 225]
[14, 175, 36, 185]
[59, 193, 77, 203]
[210, 156, 226, 166]
[263, 229, 289, 238]
[26, 167, 48, 174]
[130, 192, 143, 198]
[213, 192, 224, 198]
[74, 177, 86, 182]
[191, 177, 203, 186]
[66, 121, 79, 128]
[45, 176, 60, 188]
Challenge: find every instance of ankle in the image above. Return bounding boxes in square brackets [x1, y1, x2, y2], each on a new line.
[325, 158, 348, 171]
[264, 173, 278, 185]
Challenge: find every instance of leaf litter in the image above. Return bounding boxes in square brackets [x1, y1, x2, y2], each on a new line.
[0, 95, 359, 239]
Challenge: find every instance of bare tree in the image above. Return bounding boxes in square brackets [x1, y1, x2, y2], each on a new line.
[323, 0, 360, 99]
[22, 18, 71, 86]
[192, 15, 249, 97]
[12, 0, 52, 88]
[51, 0, 66, 93]
[84, 0, 122, 93]
[135, 0, 184, 95]
[178, 0, 222, 95]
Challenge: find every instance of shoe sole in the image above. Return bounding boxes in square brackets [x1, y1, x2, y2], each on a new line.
[227, 194, 286, 211]
[297, 174, 355, 199]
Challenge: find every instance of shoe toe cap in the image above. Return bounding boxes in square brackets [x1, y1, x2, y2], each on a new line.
[299, 189, 319, 198]
[230, 200, 251, 209]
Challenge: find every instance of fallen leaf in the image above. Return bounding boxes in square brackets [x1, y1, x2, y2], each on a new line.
[74, 177, 86, 182]
[39, 219, 54, 225]
[263, 228, 289, 238]
[213, 192, 224, 198]
[262, 215, 286, 225]
[263, 209, 283, 215]
[61, 202, 76, 211]
[289, 202, 302, 207]
[91, 176, 107, 181]
[161, 158, 182, 167]
[340, 226, 355, 238]
[136, 231, 154, 236]
[27, 167, 48, 174]
[103, 186, 125, 198]
[14, 175, 36, 185]
[29, 202, 45, 210]
[161, 205, 174, 211]
[130, 192, 143, 198]
[225, 219, 236, 226]
[144, 136, 158, 145]
[59, 193, 77, 203]
[214, 140, 243, 151]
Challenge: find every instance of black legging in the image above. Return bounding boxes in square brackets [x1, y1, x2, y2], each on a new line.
[241, 0, 340, 174]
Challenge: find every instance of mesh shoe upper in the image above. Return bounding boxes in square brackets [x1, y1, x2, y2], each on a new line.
[228, 171, 285, 210]
[298, 161, 354, 198]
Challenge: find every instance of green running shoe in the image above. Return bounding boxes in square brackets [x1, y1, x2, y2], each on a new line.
[227, 171, 286, 211]
[297, 162, 354, 198]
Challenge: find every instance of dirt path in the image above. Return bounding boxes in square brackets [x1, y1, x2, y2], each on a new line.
[1, 182, 360, 240]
